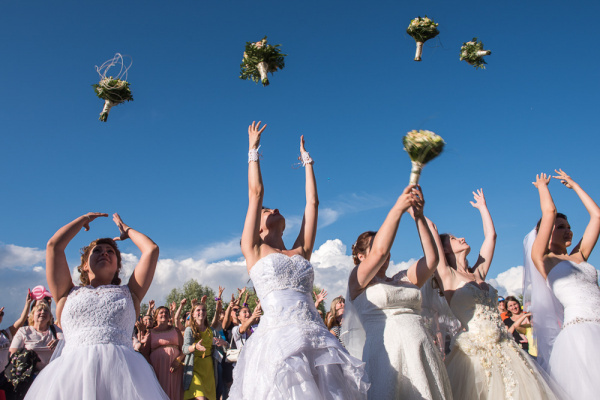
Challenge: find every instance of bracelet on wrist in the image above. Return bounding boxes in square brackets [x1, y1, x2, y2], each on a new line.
[248, 146, 261, 163]
[214, 297, 221, 301]
[301, 151, 313, 166]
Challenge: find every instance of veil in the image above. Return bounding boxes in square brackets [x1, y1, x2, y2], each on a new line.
[340, 283, 366, 360]
[522, 228, 564, 371]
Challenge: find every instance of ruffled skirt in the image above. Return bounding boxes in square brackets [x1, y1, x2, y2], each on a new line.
[229, 320, 369, 399]
[25, 343, 169, 400]
[445, 335, 559, 400]
[548, 321, 600, 400]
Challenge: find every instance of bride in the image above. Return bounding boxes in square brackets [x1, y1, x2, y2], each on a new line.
[342, 184, 452, 400]
[430, 189, 559, 400]
[528, 170, 600, 399]
[231, 121, 369, 399]
[25, 213, 168, 399]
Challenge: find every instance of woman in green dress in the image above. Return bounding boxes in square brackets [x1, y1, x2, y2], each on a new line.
[183, 303, 216, 400]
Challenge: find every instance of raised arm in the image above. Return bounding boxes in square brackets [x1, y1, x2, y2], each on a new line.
[241, 121, 267, 269]
[211, 286, 225, 329]
[7, 292, 33, 336]
[174, 299, 186, 331]
[314, 288, 327, 310]
[554, 169, 600, 261]
[292, 135, 319, 259]
[112, 214, 160, 313]
[531, 173, 556, 277]
[353, 185, 416, 290]
[46, 213, 108, 303]
[406, 187, 439, 288]
[239, 303, 261, 334]
[470, 189, 497, 280]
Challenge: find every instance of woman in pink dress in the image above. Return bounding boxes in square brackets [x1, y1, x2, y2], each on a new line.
[142, 306, 184, 400]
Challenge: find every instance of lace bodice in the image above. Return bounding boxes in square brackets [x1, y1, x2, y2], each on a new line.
[354, 271, 421, 323]
[61, 285, 136, 349]
[249, 253, 323, 332]
[548, 260, 600, 325]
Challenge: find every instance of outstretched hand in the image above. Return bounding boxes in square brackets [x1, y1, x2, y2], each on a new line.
[396, 184, 418, 213]
[532, 173, 551, 188]
[82, 212, 108, 231]
[300, 135, 308, 153]
[248, 121, 267, 149]
[314, 288, 327, 304]
[553, 169, 575, 189]
[112, 213, 131, 241]
[469, 188, 486, 209]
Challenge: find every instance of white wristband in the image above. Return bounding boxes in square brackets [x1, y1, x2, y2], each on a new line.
[301, 151, 313, 166]
[248, 146, 261, 163]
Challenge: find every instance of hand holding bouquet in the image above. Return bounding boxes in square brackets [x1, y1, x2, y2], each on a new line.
[92, 54, 133, 122]
[460, 38, 491, 69]
[407, 16, 439, 62]
[403, 130, 445, 185]
[240, 36, 286, 87]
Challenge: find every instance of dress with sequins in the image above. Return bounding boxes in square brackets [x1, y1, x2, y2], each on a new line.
[229, 253, 369, 399]
[444, 282, 559, 400]
[546, 260, 600, 400]
[24, 285, 169, 400]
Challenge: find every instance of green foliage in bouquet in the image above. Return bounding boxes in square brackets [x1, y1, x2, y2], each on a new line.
[407, 16, 439, 61]
[239, 36, 287, 86]
[403, 130, 445, 184]
[460, 38, 492, 69]
[92, 78, 133, 122]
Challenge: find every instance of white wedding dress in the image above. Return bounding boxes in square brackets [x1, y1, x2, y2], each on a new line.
[350, 271, 452, 400]
[25, 285, 168, 400]
[444, 281, 559, 400]
[546, 260, 600, 400]
[229, 253, 369, 399]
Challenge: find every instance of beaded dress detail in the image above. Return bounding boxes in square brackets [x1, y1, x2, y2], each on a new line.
[351, 271, 452, 400]
[24, 285, 168, 400]
[229, 253, 369, 399]
[545, 260, 600, 400]
[445, 282, 559, 400]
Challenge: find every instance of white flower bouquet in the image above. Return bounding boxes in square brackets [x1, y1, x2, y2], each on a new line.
[460, 38, 491, 69]
[239, 36, 286, 86]
[92, 54, 133, 122]
[403, 130, 445, 184]
[407, 16, 439, 61]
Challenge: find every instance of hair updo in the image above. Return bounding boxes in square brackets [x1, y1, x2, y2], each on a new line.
[535, 212, 568, 232]
[77, 238, 122, 286]
[351, 231, 377, 266]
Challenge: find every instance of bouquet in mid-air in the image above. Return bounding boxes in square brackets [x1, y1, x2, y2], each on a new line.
[407, 16, 439, 61]
[92, 53, 133, 122]
[239, 36, 286, 86]
[460, 38, 491, 69]
[403, 130, 445, 185]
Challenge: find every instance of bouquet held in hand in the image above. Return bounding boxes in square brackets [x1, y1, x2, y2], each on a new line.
[403, 130, 445, 185]
[407, 16, 439, 61]
[460, 38, 491, 69]
[92, 53, 133, 122]
[240, 36, 286, 86]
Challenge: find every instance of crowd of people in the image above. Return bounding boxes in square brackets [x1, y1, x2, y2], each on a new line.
[0, 122, 599, 400]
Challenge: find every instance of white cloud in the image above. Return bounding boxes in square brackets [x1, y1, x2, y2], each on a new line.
[0, 243, 45, 269]
[488, 266, 524, 297]
[319, 208, 340, 228]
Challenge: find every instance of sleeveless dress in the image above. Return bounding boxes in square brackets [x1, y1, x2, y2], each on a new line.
[229, 253, 369, 399]
[150, 328, 183, 400]
[352, 271, 452, 400]
[546, 260, 600, 400]
[444, 281, 559, 400]
[24, 285, 169, 400]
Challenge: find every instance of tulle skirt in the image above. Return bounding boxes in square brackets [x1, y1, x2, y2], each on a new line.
[24, 343, 169, 400]
[229, 320, 369, 399]
[445, 335, 560, 400]
[548, 321, 600, 400]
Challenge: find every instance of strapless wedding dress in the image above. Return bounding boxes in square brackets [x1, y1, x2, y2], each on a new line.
[444, 281, 559, 400]
[25, 285, 168, 400]
[229, 253, 369, 399]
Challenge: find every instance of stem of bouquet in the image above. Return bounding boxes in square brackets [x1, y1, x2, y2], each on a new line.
[476, 50, 491, 57]
[414, 42, 424, 62]
[257, 62, 269, 86]
[100, 100, 116, 122]
[409, 161, 424, 185]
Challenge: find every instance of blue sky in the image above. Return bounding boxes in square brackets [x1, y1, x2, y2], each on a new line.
[1, 0, 599, 324]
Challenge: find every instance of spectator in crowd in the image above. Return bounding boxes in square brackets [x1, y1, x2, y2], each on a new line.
[232, 303, 261, 351]
[210, 287, 227, 400]
[183, 304, 216, 400]
[327, 296, 345, 343]
[503, 296, 530, 351]
[141, 306, 184, 400]
[221, 291, 243, 398]
[498, 296, 509, 320]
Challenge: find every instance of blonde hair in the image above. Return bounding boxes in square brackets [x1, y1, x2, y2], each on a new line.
[28, 302, 52, 326]
[327, 296, 345, 330]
